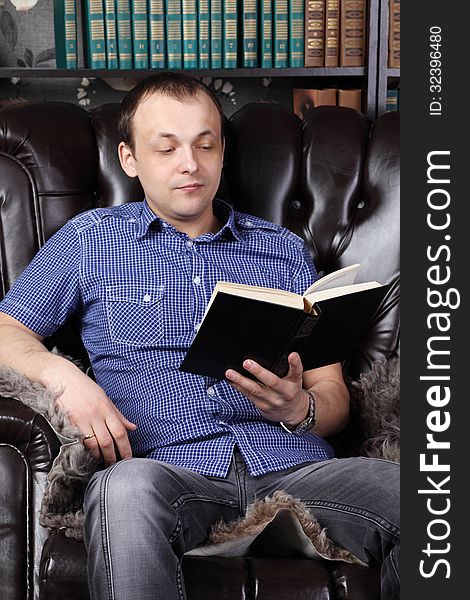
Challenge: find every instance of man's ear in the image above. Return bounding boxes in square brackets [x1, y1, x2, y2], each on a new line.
[118, 142, 138, 178]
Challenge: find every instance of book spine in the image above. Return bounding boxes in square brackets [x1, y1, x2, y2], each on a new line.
[54, 0, 78, 69]
[198, 0, 210, 68]
[223, 0, 238, 68]
[388, 0, 400, 68]
[324, 0, 339, 67]
[338, 88, 362, 111]
[104, 0, 118, 68]
[148, 0, 166, 68]
[131, 0, 149, 68]
[289, 0, 304, 67]
[83, 0, 107, 69]
[304, 0, 324, 67]
[271, 313, 318, 378]
[211, 0, 223, 68]
[182, 0, 198, 68]
[242, 0, 258, 67]
[167, 0, 183, 68]
[260, 0, 272, 68]
[273, 0, 288, 68]
[386, 88, 399, 112]
[340, 0, 366, 67]
[116, 0, 133, 68]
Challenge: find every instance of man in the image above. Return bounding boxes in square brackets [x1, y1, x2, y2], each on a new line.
[0, 73, 399, 599]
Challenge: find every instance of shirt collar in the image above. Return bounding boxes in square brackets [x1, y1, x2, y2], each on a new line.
[135, 198, 278, 242]
[135, 198, 246, 242]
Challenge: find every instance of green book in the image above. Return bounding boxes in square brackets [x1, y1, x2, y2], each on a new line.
[83, 0, 107, 69]
[116, 0, 133, 68]
[182, 0, 198, 68]
[273, 0, 288, 68]
[131, 0, 149, 68]
[198, 0, 210, 68]
[386, 89, 399, 112]
[289, 0, 303, 67]
[54, 0, 78, 69]
[223, 0, 238, 68]
[260, 0, 272, 68]
[148, 0, 166, 68]
[210, 0, 223, 68]
[104, 0, 118, 68]
[242, 0, 257, 67]
[166, 0, 183, 69]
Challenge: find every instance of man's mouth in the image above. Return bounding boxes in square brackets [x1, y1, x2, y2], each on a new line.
[177, 183, 203, 191]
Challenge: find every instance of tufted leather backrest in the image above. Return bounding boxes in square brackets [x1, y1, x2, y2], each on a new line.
[0, 101, 399, 378]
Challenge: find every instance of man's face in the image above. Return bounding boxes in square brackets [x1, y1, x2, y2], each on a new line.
[119, 91, 224, 233]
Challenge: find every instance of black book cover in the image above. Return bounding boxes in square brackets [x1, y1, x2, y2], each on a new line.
[179, 285, 388, 381]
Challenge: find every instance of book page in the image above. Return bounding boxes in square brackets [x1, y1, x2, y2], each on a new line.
[204, 281, 303, 317]
[305, 280, 382, 303]
[302, 264, 361, 296]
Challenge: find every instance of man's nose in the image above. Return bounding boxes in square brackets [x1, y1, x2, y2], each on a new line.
[179, 147, 198, 174]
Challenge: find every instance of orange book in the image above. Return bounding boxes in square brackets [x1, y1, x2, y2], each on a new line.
[293, 88, 337, 120]
[338, 89, 362, 112]
[325, 0, 339, 67]
[388, 0, 400, 68]
[340, 0, 366, 67]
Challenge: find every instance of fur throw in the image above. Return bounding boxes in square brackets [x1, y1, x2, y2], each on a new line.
[0, 356, 399, 549]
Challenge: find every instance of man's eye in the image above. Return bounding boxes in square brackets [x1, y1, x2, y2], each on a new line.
[158, 148, 174, 154]
[198, 145, 212, 151]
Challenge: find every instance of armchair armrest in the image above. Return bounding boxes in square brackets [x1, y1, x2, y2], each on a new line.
[0, 396, 61, 600]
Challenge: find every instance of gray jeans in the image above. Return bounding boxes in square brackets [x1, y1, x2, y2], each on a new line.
[84, 451, 399, 600]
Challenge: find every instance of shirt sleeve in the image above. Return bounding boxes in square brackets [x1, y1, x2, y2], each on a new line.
[289, 242, 319, 295]
[0, 220, 81, 337]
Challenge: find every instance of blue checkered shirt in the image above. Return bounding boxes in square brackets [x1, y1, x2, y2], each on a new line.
[0, 199, 334, 476]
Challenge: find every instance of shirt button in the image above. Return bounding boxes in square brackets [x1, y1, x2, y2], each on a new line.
[186, 240, 194, 248]
[207, 387, 215, 396]
[143, 294, 151, 302]
[193, 276, 201, 285]
[162, 222, 168, 228]
[194, 322, 201, 332]
[245, 220, 253, 227]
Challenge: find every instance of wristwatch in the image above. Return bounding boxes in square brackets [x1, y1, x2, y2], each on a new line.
[279, 390, 316, 436]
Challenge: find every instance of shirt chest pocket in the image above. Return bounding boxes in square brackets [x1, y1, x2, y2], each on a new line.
[106, 285, 165, 346]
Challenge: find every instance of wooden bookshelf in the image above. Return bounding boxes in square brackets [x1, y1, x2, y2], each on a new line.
[0, 0, 386, 119]
[377, 0, 400, 115]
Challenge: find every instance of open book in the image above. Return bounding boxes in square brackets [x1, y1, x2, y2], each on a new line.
[179, 264, 388, 380]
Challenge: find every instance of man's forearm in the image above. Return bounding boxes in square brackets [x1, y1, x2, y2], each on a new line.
[306, 377, 350, 438]
[0, 318, 77, 390]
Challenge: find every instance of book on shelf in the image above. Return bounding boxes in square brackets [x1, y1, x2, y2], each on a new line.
[242, 0, 258, 67]
[103, 0, 118, 68]
[273, 0, 289, 68]
[198, 0, 210, 68]
[131, 0, 149, 68]
[210, 0, 223, 68]
[148, 0, 166, 68]
[289, 0, 304, 67]
[386, 88, 399, 111]
[324, 0, 339, 67]
[116, 0, 133, 68]
[304, 0, 325, 67]
[182, 0, 198, 68]
[260, 0, 273, 68]
[340, 0, 366, 67]
[293, 88, 337, 119]
[388, 0, 400, 68]
[338, 88, 362, 111]
[167, 0, 183, 68]
[180, 264, 388, 381]
[54, 0, 78, 69]
[223, 0, 238, 68]
[82, 0, 107, 69]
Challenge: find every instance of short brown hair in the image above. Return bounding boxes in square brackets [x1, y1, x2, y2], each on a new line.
[118, 72, 226, 153]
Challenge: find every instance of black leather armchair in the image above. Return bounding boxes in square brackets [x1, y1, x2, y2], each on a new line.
[0, 100, 399, 600]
